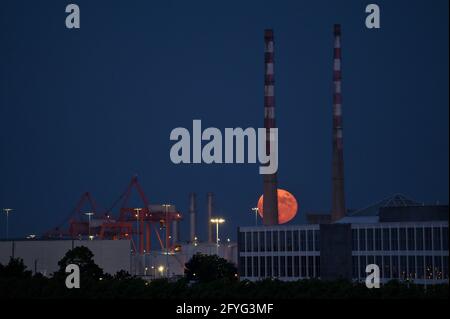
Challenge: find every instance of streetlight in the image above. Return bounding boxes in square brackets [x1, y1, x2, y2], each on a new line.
[3, 208, 13, 240]
[84, 212, 94, 239]
[251, 207, 259, 226]
[210, 218, 225, 255]
[158, 265, 165, 278]
[162, 204, 172, 278]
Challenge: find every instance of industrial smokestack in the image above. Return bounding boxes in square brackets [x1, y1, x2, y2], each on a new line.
[262, 29, 279, 226]
[189, 192, 197, 242]
[331, 24, 346, 222]
[207, 192, 214, 243]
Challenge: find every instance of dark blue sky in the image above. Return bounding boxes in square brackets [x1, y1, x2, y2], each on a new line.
[1, 0, 448, 241]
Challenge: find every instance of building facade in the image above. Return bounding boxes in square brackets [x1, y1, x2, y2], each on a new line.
[238, 200, 449, 285]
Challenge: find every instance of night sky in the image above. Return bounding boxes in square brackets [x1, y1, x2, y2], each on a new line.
[0, 0, 448, 242]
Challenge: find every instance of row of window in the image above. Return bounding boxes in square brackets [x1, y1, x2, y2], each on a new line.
[352, 226, 448, 252]
[239, 255, 320, 278]
[353, 255, 449, 280]
[239, 229, 320, 253]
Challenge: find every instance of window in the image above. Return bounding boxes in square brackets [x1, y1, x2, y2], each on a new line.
[314, 231, 320, 251]
[376, 256, 383, 278]
[260, 256, 266, 277]
[280, 256, 286, 277]
[259, 232, 266, 252]
[280, 231, 286, 251]
[416, 228, 423, 251]
[407, 228, 415, 251]
[433, 227, 441, 251]
[273, 231, 278, 252]
[253, 232, 258, 253]
[367, 229, 374, 251]
[391, 228, 398, 251]
[399, 228, 407, 251]
[300, 230, 306, 251]
[417, 256, 424, 279]
[391, 256, 399, 279]
[359, 229, 366, 251]
[307, 230, 314, 251]
[424, 228, 432, 250]
[294, 256, 300, 277]
[287, 256, 293, 277]
[286, 231, 293, 251]
[443, 227, 448, 251]
[408, 256, 416, 280]
[245, 232, 251, 252]
[293, 231, 299, 251]
[266, 256, 272, 277]
[253, 256, 259, 278]
[266, 231, 272, 252]
[375, 228, 382, 251]
[383, 256, 391, 279]
[301, 256, 306, 277]
[308, 256, 314, 278]
[382, 228, 390, 251]
[273, 256, 279, 277]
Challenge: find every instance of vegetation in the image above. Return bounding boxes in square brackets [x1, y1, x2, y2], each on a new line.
[0, 248, 447, 299]
[184, 253, 237, 283]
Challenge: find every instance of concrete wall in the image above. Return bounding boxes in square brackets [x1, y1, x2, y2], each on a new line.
[0, 240, 131, 276]
[320, 224, 352, 280]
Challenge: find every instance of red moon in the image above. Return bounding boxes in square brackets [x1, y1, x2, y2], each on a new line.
[257, 189, 298, 224]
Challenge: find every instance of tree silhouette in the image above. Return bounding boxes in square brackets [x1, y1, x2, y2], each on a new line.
[55, 246, 104, 281]
[185, 253, 237, 283]
[0, 257, 32, 279]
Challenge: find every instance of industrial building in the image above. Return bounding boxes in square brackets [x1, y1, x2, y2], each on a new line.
[238, 197, 449, 284]
[0, 239, 132, 275]
[237, 25, 449, 285]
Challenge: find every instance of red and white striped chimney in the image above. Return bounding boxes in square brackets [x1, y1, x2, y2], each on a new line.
[331, 24, 346, 222]
[262, 29, 279, 226]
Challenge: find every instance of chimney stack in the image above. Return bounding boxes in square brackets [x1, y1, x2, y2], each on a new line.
[331, 24, 346, 222]
[262, 29, 279, 226]
[189, 193, 197, 242]
[207, 192, 214, 243]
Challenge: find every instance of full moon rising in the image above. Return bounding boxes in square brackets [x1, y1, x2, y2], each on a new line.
[257, 189, 298, 224]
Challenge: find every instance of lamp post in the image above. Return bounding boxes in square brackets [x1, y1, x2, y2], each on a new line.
[3, 208, 13, 240]
[84, 212, 94, 239]
[210, 218, 225, 255]
[251, 207, 259, 226]
[162, 204, 171, 278]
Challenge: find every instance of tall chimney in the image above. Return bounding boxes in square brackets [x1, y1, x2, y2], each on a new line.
[262, 29, 279, 226]
[189, 193, 197, 242]
[331, 24, 346, 222]
[207, 192, 214, 243]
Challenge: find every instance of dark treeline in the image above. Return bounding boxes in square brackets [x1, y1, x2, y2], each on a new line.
[0, 247, 447, 299]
